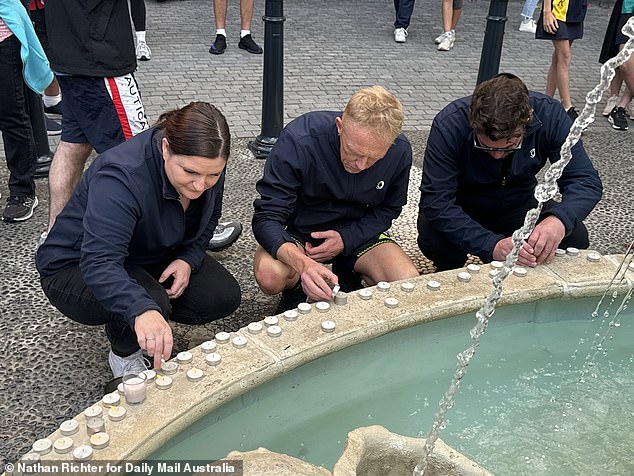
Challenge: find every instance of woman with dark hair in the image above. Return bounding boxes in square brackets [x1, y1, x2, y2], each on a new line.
[36, 102, 241, 385]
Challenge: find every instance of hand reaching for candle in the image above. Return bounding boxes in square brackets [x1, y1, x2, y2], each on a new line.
[135, 310, 174, 370]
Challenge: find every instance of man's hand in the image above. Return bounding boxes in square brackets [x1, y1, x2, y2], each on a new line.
[305, 230, 345, 263]
[493, 237, 537, 268]
[526, 216, 566, 265]
[159, 259, 192, 299]
[135, 310, 174, 370]
[299, 259, 339, 302]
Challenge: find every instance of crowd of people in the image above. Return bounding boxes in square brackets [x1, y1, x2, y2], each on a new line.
[3, 0, 628, 392]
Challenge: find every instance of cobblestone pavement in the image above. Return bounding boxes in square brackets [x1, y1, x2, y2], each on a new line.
[1, 0, 633, 466]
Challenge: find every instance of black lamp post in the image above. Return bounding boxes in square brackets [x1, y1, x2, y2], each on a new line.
[476, 0, 509, 84]
[248, 0, 285, 159]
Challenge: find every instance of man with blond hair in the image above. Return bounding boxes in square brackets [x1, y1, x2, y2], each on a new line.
[253, 86, 419, 313]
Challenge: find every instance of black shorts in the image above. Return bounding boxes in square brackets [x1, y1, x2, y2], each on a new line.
[616, 13, 634, 46]
[536, 19, 584, 41]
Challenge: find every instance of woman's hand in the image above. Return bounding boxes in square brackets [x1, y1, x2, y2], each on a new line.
[135, 310, 173, 370]
[159, 259, 192, 299]
[543, 11, 558, 35]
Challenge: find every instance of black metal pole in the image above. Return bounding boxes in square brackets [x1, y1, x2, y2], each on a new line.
[249, 0, 285, 159]
[476, 0, 509, 85]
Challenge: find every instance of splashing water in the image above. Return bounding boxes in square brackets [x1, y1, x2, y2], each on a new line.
[414, 17, 634, 476]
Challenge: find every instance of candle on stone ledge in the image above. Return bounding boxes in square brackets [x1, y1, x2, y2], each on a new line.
[123, 372, 147, 404]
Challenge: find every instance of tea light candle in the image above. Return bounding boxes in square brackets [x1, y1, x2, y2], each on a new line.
[489, 269, 499, 278]
[466, 263, 481, 273]
[587, 251, 601, 262]
[490, 260, 504, 269]
[426, 280, 441, 291]
[358, 289, 373, 300]
[333, 292, 348, 305]
[315, 301, 330, 313]
[186, 368, 204, 382]
[32, 438, 52, 455]
[86, 416, 105, 435]
[232, 335, 247, 348]
[513, 266, 528, 277]
[117, 382, 125, 395]
[283, 309, 299, 321]
[101, 392, 120, 408]
[377, 281, 391, 292]
[20, 452, 40, 464]
[176, 351, 193, 365]
[555, 248, 566, 257]
[267, 325, 282, 337]
[400, 282, 415, 293]
[457, 271, 471, 283]
[247, 322, 263, 334]
[384, 297, 399, 309]
[84, 405, 102, 419]
[297, 302, 312, 314]
[108, 406, 127, 422]
[629, 261, 634, 272]
[566, 247, 580, 256]
[53, 436, 74, 454]
[140, 369, 156, 383]
[59, 419, 79, 436]
[155, 375, 173, 390]
[72, 445, 93, 461]
[321, 320, 336, 333]
[201, 340, 217, 353]
[123, 374, 146, 405]
[331, 284, 340, 297]
[89, 432, 110, 450]
[215, 331, 231, 343]
[263, 315, 279, 327]
[205, 352, 222, 366]
[160, 360, 178, 375]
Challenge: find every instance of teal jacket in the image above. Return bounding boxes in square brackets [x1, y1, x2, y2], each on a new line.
[0, 0, 53, 93]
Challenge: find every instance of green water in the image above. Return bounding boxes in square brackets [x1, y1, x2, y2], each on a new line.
[150, 296, 634, 475]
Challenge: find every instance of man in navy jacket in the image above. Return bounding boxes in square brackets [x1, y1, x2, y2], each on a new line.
[253, 86, 419, 311]
[417, 73, 602, 271]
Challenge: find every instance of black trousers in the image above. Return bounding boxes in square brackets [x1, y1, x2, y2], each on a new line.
[40, 255, 241, 356]
[417, 200, 590, 272]
[0, 35, 36, 197]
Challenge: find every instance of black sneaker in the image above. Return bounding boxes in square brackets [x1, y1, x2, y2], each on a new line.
[34, 154, 52, 178]
[46, 116, 62, 136]
[209, 34, 227, 55]
[608, 106, 629, 131]
[566, 106, 579, 123]
[238, 34, 263, 54]
[2, 195, 38, 222]
[44, 100, 63, 116]
[207, 221, 243, 251]
[275, 282, 308, 314]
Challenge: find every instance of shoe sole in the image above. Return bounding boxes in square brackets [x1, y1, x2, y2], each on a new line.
[608, 117, 629, 130]
[138, 56, 151, 61]
[207, 225, 243, 252]
[209, 47, 226, 55]
[238, 44, 263, 54]
[2, 197, 38, 222]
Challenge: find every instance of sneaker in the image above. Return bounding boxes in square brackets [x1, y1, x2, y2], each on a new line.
[608, 106, 629, 130]
[394, 27, 408, 43]
[46, 116, 61, 136]
[34, 154, 52, 178]
[566, 106, 579, 123]
[518, 17, 537, 34]
[207, 221, 243, 251]
[274, 282, 308, 314]
[2, 195, 38, 222]
[437, 31, 455, 51]
[238, 34, 263, 54]
[626, 100, 634, 119]
[108, 349, 147, 379]
[209, 34, 227, 55]
[602, 95, 620, 116]
[43, 100, 63, 116]
[136, 40, 152, 61]
[434, 29, 453, 44]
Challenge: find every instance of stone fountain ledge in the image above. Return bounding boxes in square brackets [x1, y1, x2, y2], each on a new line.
[4, 251, 632, 476]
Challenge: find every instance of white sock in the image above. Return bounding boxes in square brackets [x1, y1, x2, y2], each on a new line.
[136, 31, 146, 43]
[216, 29, 226, 37]
[43, 93, 62, 107]
[240, 29, 251, 38]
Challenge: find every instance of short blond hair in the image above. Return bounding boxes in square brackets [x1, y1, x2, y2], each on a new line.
[342, 86, 404, 143]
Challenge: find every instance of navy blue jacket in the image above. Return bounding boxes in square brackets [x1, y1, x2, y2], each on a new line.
[36, 128, 224, 326]
[420, 92, 602, 261]
[252, 111, 412, 257]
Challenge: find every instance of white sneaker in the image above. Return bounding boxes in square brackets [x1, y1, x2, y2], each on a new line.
[518, 18, 537, 34]
[394, 27, 408, 43]
[602, 95, 620, 116]
[434, 29, 454, 44]
[109, 349, 147, 378]
[627, 100, 634, 119]
[437, 31, 455, 51]
[136, 41, 152, 61]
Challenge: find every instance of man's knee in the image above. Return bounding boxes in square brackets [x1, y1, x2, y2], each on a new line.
[254, 261, 290, 295]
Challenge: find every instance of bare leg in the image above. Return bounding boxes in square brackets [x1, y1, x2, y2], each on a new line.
[610, 70, 624, 96]
[240, 0, 254, 30]
[354, 242, 419, 286]
[451, 7, 462, 30]
[551, 39, 573, 109]
[545, 49, 557, 97]
[441, 0, 453, 32]
[213, 0, 227, 29]
[253, 244, 300, 294]
[47, 141, 92, 230]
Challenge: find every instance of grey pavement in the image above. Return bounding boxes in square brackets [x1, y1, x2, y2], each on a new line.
[1, 0, 633, 467]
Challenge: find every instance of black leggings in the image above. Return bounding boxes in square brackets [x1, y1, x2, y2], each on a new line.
[40, 255, 241, 356]
[130, 0, 146, 32]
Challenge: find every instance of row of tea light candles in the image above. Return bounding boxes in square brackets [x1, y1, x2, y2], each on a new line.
[23, 249, 606, 463]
